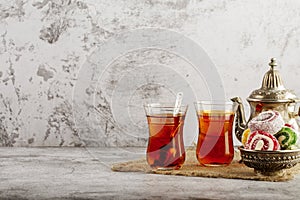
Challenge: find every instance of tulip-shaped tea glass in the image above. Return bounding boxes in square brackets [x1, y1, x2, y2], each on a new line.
[144, 103, 188, 170]
[194, 101, 238, 166]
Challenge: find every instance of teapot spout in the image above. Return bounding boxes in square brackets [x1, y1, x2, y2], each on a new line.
[231, 97, 247, 142]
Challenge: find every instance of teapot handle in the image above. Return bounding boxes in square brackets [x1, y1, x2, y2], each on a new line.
[289, 98, 300, 117]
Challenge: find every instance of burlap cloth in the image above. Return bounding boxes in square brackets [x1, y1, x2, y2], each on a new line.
[111, 147, 300, 182]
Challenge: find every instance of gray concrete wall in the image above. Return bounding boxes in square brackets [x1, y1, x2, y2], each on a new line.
[1, 0, 300, 147]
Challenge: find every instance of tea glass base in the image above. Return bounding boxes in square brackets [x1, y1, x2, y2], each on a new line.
[200, 163, 230, 167]
[151, 165, 182, 171]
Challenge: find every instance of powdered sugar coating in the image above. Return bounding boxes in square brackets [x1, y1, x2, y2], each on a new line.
[248, 110, 284, 135]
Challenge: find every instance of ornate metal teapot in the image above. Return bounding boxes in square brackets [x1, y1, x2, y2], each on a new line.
[231, 58, 300, 141]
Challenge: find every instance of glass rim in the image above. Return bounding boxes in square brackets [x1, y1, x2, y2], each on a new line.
[194, 100, 235, 105]
[143, 102, 188, 108]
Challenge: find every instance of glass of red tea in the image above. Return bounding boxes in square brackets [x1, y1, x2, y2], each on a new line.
[194, 101, 238, 166]
[144, 103, 188, 170]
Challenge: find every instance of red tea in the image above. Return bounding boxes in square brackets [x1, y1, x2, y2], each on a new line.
[146, 114, 185, 169]
[196, 111, 235, 166]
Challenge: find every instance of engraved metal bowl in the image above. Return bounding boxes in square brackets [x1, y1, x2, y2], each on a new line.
[239, 147, 300, 176]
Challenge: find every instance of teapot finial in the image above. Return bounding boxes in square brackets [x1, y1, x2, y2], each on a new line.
[269, 58, 277, 70]
[262, 58, 284, 90]
[247, 58, 297, 102]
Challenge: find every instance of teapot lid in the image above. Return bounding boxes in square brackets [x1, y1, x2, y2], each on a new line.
[247, 58, 297, 103]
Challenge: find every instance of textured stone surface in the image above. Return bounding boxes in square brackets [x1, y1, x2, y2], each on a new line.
[1, 147, 300, 200]
[1, 0, 300, 147]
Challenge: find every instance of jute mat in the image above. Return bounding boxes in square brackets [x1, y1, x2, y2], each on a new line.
[111, 147, 300, 182]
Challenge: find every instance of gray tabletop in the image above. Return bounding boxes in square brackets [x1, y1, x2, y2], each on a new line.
[0, 147, 299, 200]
